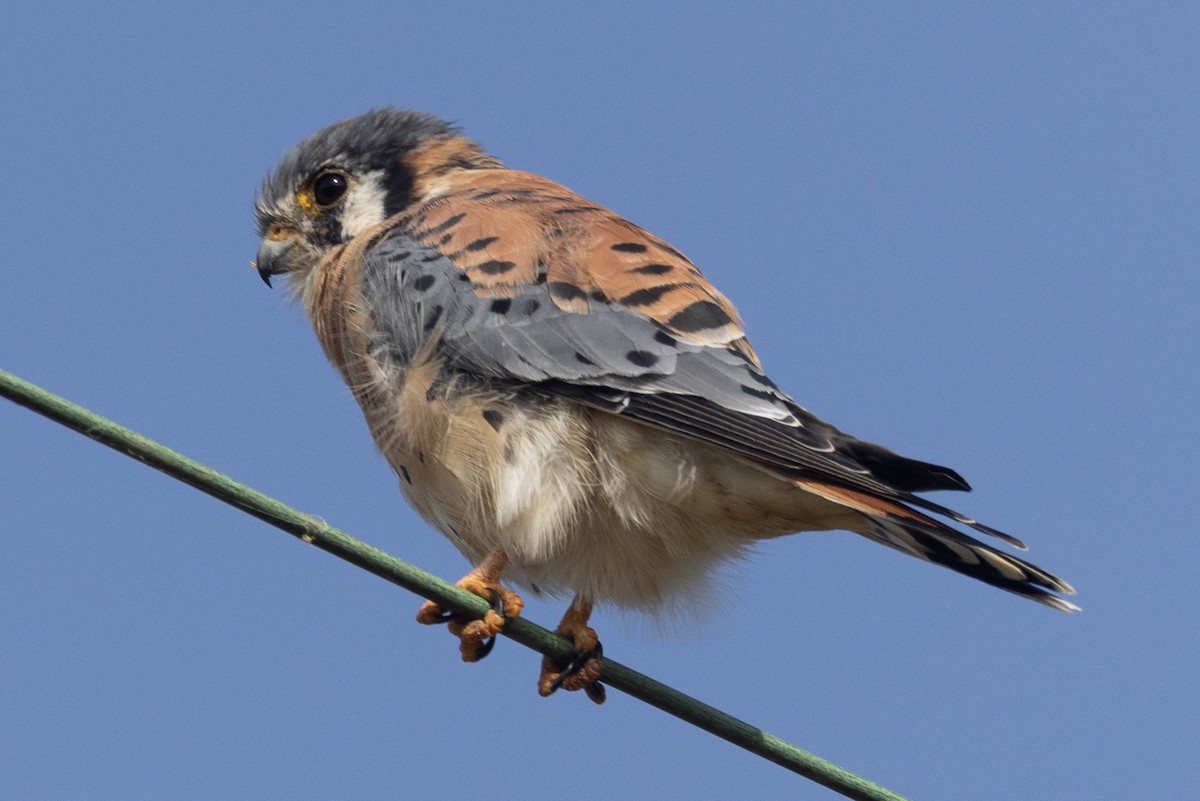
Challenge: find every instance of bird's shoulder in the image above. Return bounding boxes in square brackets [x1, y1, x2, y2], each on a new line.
[385, 167, 759, 364]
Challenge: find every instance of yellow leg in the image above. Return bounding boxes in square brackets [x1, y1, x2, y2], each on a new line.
[416, 549, 524, 662]
[538, 596, 605, 704]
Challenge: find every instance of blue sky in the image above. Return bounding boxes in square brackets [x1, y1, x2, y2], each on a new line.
[2, 3, 1196, 799]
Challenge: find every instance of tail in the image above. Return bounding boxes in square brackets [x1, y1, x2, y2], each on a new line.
[797, 479, 1079, 613]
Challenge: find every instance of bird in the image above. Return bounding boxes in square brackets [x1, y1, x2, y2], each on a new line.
[253, 107, 1076, 703]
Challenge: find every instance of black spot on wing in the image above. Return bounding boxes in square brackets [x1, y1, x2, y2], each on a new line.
[626, 350, 660, 368]
[490, 298, 512, 315]
[612, 242, 648, 253]
[482, 409, 505, 431]
[412, 274, 436, 292]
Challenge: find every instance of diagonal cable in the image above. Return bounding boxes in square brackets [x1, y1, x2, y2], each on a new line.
[1, 367, 911, 801]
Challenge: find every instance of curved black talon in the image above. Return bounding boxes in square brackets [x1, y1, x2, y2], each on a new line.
[546, 640, 604, 695]
[470, 587, 507, 661]
[584, 680, 606, 704]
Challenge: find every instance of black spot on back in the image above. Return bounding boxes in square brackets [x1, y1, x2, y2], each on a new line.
[667, 300, 733, 333]
[549, 281, 588, 302]
[412, 274, 436, 292]
[399, 465, 412, 484]
[490, 298, 512, 314]
[422, 212, 467, 237]
[620, 285, 675, 306]
[653, 330, 678, 347]
[611, 242, 648, 253]
[631, 263, 674, 276]
[464, 236, 499, 252]
[477, 259, 517, 275]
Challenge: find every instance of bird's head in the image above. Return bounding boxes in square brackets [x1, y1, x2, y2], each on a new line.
[253, 107, 489, 289]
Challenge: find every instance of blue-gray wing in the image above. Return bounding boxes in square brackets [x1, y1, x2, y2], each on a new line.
[358, 234, 998, 527]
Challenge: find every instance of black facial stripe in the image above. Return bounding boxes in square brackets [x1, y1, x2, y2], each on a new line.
[382, 161, 417, 218]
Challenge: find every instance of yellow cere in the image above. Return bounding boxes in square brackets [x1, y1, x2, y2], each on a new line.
[296, 188, 316, 212]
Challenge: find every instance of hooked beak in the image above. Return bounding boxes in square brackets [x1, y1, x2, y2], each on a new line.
[254, 233, 296, 289]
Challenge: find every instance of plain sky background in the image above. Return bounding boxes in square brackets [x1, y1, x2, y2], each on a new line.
[2, 4, 1196, 800]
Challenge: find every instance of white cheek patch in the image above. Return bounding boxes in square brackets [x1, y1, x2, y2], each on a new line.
[338, 171, 389, 239]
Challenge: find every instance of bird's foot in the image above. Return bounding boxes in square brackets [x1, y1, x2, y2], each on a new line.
[539, 599, 605, 704]
[416, 551, 523, 662]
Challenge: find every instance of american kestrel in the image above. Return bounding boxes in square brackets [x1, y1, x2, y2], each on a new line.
[254, 108, 1076, 703]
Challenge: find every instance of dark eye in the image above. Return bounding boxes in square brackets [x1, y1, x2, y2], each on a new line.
[312, 172, 349, 206]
